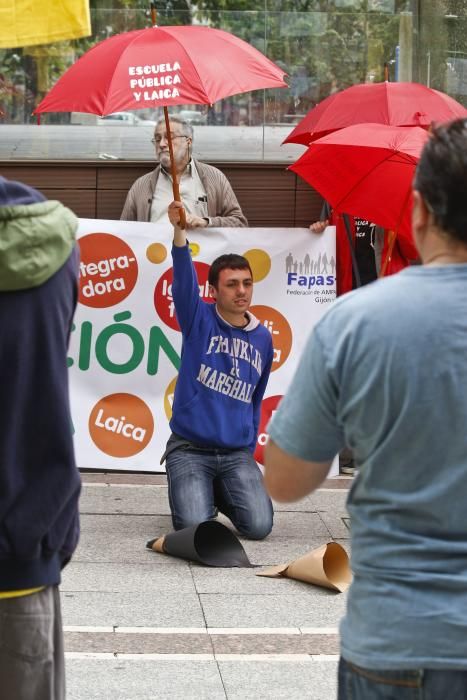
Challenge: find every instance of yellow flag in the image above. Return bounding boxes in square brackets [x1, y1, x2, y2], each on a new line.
[0, 0, 91, 49]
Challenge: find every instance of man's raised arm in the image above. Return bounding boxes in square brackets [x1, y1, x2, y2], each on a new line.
[168, 200, 187, 247]
[167, 200, 202, 336]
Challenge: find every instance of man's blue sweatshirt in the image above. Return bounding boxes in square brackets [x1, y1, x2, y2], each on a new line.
[170, 244, 273, 451]
[0, 177, 81, 590]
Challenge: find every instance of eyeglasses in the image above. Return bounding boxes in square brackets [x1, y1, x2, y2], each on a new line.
[151, 135, 189, 145]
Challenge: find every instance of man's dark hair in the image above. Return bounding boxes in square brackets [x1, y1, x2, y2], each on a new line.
[208, 254, 253, 288]
[414, 118, 467, 244]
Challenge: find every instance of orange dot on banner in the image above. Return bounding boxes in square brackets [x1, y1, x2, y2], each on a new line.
[243, 249, 271, 282]
[249, 305, 292, 371]
[89, 393, 154, 458]
[254, 394, 283, 465]
[146, 243, 167, 264]
[164, 376, 178, 421]
[78, 233, 138, 308]
[154, 261, 212, 332]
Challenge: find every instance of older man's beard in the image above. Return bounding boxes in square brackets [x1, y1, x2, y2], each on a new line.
[159, 148, 188, 172]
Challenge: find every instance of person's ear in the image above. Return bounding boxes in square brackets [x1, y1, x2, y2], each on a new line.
[187, 137, 193, 158]
[412, 190, 430, 226]
[209, 284, 217, 300]
[411, 190, 430, 252]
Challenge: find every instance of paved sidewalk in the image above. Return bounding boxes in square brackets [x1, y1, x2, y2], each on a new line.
[62, 472, 351, 700]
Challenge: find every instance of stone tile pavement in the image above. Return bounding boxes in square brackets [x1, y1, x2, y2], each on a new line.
[62, 472, 352, 699]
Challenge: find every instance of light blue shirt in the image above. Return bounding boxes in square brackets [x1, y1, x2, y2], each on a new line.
[268, 264, 467, 670]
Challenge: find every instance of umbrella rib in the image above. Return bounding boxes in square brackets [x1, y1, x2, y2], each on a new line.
[203, 28, 279, 100]
[102, 31, 147, 115]
[168, 33, 212, 104]
[308, 94, 339, 137]
[168, 28, 254, 103]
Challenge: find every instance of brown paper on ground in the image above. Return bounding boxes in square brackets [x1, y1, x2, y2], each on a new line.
[256, 542, 352, 592]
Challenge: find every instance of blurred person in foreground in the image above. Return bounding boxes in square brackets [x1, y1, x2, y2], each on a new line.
[264, 119, 467, 699]
[121, 115, 247, 228]
[0, 177, 81, 700]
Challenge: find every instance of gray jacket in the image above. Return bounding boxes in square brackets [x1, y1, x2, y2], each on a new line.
[120, 159, 248, 227]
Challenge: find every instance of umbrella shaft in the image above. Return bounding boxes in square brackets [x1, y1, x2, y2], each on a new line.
[164, 106, 186, 229]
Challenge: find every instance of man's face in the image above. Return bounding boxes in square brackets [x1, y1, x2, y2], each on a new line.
[153, 121, 191, 172]
[210, 267, 254, 319]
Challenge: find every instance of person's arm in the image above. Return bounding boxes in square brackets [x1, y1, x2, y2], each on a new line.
[120, 185, 137, 221]
[264, 327, 344, 502]
[168, 201, 202, 335]
[265, 440, 332, 502]
[310, 200, 333, 233]
[249, 342, 274, 452]
[168, 201, 188, 248]
[207, 170, 248, 228]
[309, 218, 329, 234]
[170, 173, 248, 229]
[183, 213, 208, 229]
[121, 172, 155, 222]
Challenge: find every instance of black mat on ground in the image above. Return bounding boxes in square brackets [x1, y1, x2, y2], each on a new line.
[148, 520, 252, 567]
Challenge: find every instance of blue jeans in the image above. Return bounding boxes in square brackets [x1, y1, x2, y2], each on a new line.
[165, 446, 273, 540]
[338, 657, 467, 700]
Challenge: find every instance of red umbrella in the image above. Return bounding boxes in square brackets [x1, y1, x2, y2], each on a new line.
[34, 25, 286, 117]
[289, 123, 429, 242]
[284, 81, 467, 146]
[34, 22, 287, 227]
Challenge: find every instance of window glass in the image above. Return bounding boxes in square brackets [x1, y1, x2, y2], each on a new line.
[0, 3, 466, 162]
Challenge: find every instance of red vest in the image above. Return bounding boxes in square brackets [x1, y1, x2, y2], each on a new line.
[333, 213, 418, 296]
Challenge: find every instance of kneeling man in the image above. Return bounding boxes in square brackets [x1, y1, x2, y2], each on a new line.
[162, 200, 273, 540]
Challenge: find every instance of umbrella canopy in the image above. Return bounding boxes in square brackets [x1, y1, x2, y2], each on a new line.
[284, 81, 467, 146]
[33, 24, 287, 229]
[34, 25, 287, 117]
[289, 123, 429, 241]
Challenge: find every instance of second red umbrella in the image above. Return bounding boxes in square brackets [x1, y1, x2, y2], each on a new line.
[284, 81, 466, 146]
[289, 123, 429, 243]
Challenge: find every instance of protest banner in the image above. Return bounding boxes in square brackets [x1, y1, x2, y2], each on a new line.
[69, 221, 337, 473]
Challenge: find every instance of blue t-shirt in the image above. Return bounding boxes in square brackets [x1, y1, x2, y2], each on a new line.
[268, 264, 467, 670]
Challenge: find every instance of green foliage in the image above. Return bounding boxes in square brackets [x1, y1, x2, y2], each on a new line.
[89, 0, 191, 28]
[194, 0, 404, 110]
[1, 1, 466, 126]
[0, 50, 28, 121]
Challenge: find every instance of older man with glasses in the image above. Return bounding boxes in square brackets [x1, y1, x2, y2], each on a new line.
[121, 115, 247, 229]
